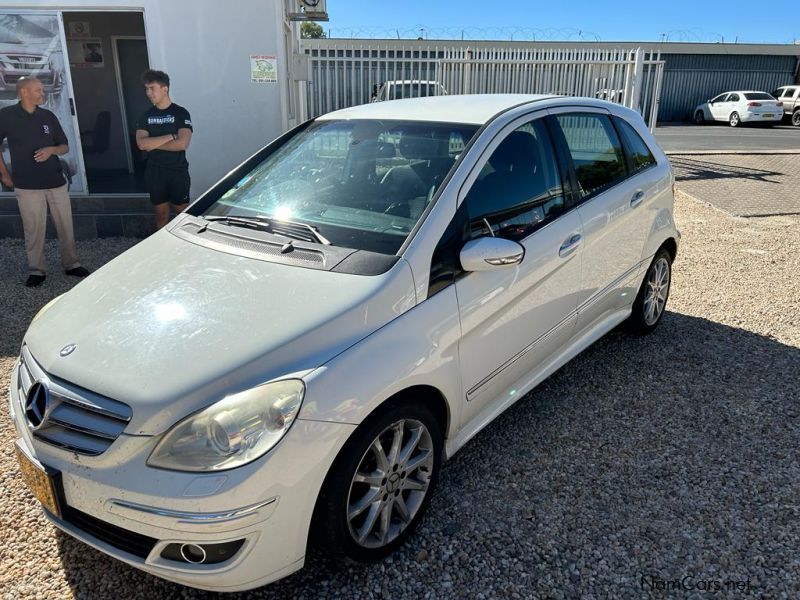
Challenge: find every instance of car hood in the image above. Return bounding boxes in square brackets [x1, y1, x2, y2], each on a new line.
[23, 231, 416, 434]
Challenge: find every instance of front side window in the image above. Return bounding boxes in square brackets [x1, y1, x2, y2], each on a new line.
[556, 113, 627, 199]
[783, 88, 798, 99]
[614, 117, 657, 173]
[199, 119, 478, 254]
[465, 119, 565, 241]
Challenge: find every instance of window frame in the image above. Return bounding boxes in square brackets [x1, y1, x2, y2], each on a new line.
[546, 110, 630, 207]
[611, 115, 658, 177]
[456, 110, 572, 245]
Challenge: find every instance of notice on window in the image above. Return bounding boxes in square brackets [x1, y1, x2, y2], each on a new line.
[67, 38, 104, 68]
[251, 55, 278, 83]
[68, 21, 91, 38]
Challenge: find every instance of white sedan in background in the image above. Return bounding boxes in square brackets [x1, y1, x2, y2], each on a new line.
[694, 91, 783, 127]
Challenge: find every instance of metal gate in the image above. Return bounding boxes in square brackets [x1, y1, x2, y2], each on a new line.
[300, 40, 664, 129]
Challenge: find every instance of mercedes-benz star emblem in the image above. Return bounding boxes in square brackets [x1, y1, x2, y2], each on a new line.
[25, 382, 50, 430]
[59, 344, 77, 357]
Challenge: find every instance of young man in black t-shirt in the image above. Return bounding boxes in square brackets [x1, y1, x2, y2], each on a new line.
[135, 70, 193, 230]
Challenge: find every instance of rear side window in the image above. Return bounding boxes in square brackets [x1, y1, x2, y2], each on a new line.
[465, 119, 565, 241]
[728, 93, 740, 102]
[555, 113, 627, 199]
[783, 88, 798, 99]
[614, 117, 657, 173]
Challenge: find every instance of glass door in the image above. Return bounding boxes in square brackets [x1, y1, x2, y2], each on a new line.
[0, 11, 87, 193]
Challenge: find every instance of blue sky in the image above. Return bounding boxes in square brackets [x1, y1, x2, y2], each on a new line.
[323, 0, 797, 44]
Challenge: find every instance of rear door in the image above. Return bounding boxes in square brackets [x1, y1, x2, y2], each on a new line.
[548, 108, 649, 332]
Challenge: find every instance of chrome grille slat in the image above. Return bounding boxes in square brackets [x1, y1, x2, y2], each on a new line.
[47, 416, 119, 441]
[51, 392, 131, 423]
[35, 425, 109, 456]
[18, 346, 133, 456]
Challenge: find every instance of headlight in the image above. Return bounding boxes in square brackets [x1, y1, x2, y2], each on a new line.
[147, 380, 305, 472]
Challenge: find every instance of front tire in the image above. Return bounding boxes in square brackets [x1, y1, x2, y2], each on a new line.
[694, 110, 705, 125]
[729, 112, 740, 127]
[628, 248, 672, 334]
[792, 110, 800, 127]
[312, 401, 443, 561]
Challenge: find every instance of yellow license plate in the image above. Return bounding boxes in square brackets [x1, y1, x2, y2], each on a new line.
[16, 444, 62, 518]
[762, 114, 774, 118]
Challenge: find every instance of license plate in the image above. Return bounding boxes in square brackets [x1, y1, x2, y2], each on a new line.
[762, 114, 774, 118]
[16, 443, 62, 518]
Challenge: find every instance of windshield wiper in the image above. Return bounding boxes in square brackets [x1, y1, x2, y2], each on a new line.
[203, 214, 331, 245]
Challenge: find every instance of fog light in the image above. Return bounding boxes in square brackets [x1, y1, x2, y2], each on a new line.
[160, 539, 245, 564]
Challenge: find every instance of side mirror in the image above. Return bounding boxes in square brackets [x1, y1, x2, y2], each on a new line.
[460, 237, 524, 272]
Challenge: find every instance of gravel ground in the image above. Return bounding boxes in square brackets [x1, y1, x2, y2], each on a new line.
[1, 191, 799, 599]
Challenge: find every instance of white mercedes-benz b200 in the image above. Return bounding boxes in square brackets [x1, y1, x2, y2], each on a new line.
[10, 94, 678, 591]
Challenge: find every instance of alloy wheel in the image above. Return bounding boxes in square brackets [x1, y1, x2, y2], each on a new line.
[643, 257, 670, 326]
[346, 418, 434, 548]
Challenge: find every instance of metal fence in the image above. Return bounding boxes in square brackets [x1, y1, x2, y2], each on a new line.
[300, 40, 665, 129]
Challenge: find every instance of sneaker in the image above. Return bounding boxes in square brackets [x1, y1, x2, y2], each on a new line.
[25, 274, 46, 287]
[65, 266, 90, 278]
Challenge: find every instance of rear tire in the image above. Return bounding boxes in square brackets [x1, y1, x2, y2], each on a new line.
[792, 110, 800, 128]
[694, 110, 705, 125]
[729, 112, 740, 127]
[627, 248, 672, 334]
[312, 400, 443, 561]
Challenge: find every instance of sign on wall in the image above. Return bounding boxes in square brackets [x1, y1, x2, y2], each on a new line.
[67, 21, 90, 38]
[250, 55, 277, 83]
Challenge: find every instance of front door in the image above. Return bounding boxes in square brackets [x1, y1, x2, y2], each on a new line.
[456, 114, 583, 429]
[709, 93, 729, 120]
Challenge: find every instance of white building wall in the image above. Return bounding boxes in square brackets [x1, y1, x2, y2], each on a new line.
[8, 0, 291, 198]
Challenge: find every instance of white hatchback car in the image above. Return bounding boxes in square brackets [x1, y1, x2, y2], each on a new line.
[9, 95, 678, 592]
[693, 90, 783, 127]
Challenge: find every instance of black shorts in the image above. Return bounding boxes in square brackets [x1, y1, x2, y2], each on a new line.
[145, 164, 190, 206]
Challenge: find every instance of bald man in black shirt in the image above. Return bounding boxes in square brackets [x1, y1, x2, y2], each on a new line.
[0, 77, 89, 287]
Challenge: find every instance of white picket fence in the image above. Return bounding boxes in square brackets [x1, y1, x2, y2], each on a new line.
[300, 41, 664, 129]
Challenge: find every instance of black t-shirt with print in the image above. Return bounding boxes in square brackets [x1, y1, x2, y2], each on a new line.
[136, 103, 193, 170]
[0, 103, 68, 189]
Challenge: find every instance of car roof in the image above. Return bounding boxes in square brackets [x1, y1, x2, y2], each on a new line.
[317, 94, 574, 125]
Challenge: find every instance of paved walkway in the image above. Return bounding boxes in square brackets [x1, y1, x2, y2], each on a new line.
[670, 154, 800, 217]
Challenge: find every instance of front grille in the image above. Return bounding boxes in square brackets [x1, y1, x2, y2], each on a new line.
[61, 505, 157, 559]
[18, 346, 132, 456]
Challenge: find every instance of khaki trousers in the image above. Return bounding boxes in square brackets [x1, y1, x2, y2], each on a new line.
[16, 184, 81, 276]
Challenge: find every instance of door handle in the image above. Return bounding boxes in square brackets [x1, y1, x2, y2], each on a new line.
[558, 233, 582, 257]
[630, 190, 645, 208]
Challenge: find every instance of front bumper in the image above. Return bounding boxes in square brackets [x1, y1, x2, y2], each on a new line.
[9, 359, 356, 592]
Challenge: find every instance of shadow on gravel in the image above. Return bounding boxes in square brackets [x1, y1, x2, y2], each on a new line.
[51, 312, 800, 599]
[670, 156, 783, 184]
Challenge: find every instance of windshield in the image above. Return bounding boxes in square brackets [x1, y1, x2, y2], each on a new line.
[744, 92, 774, 100]
[200, 119, 478, 254]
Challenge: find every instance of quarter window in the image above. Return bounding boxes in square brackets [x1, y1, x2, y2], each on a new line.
[465, 119, 565, 241]
[555, 113, 627, 199]
[614, 118, 656, 173]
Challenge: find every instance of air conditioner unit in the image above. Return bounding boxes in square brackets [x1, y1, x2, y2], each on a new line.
[288, 0, 329, 21]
